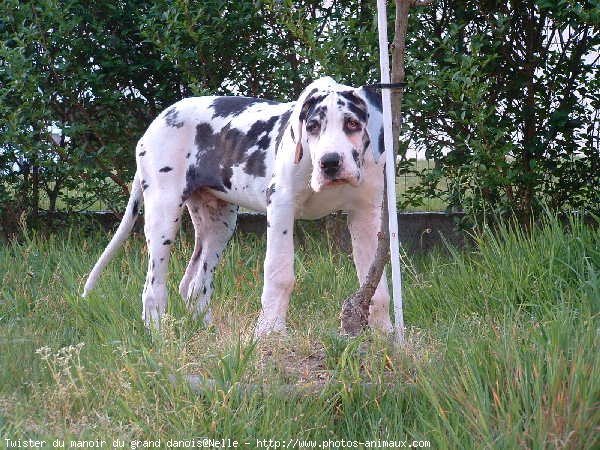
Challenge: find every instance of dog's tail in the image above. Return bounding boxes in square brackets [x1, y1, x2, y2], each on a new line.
[82, 171, 143, 297]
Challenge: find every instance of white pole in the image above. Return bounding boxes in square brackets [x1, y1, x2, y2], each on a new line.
[376, 0, 405, 345]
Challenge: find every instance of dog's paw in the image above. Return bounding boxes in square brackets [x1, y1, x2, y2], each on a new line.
[368, 307, 393, 334]
[254, 313, 286, 338]
[143, 308, 163, 331]
[192, 307, 213, 327]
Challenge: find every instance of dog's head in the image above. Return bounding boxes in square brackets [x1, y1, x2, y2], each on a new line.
[289, 78, 384, 192]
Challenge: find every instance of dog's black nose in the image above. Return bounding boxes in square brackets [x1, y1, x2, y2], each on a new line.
[320, 153, 341, 177]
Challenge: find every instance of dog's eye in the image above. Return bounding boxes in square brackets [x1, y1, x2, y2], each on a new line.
[306, 120, 320, 133]
[346, 119, 361, 131]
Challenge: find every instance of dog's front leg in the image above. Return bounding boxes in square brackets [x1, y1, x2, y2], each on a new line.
[347, 205, 393, 333]
[255, 183, 296, 336]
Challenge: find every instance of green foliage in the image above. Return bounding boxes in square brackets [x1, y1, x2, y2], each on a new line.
[140, 0, 379, 99]
[0, 0, 187, 225]
[1, 0, 598, 228]
[400, 0, 600, 222]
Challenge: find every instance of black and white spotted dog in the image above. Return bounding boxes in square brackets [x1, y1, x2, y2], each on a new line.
[83, 77, 392, 336]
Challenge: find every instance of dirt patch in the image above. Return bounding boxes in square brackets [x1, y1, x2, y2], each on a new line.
[256, 339, 331, 384]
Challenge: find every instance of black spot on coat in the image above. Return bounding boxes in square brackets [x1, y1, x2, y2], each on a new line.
[183, 115, 280, 197]
[361, 86, 383, 112]
[362, 132, 371, 155]
[245, 150, 266, 177]
[132, 200, 139, 217]
[299, 94, 327, 122]
[164, 107, 184, 128]
[211, 97, 278, 119]
[274, 109, 293, 153]
[246, 115, 279, 150]
[304, 88, 319, 99]
[163, 239, 172, 245]
[347, 104, 368, 123]
[193, 245, 203, 263]
[183, 123, 223, 195]
[159, 166, 173, 173]
[310, 105, 328, 123]
[266, 183, 276, 205]
[339, 91, 368, 122]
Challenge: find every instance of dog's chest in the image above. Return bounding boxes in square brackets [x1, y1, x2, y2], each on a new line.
[295, 185, 356, 219]
[209, 170, 356, 218]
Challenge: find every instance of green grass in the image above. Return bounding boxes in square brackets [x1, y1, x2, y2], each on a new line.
[0, 215, 598, 448]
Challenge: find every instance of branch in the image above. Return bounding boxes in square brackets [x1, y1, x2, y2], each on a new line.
[315, 0, 336, 39]
[48, 138, 123, 216]
[412, 0, 433, 6]
[340, 187, 390, 336]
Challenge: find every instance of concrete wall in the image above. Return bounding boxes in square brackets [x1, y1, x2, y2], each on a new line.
[236, 212, 467, 254]
[68, 210, 467, 254]
[16, 210, 597, 255]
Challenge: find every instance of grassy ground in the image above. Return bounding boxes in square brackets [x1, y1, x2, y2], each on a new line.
[0, 215, 598, 448]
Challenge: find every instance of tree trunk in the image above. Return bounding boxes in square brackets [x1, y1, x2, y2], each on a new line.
[340, 186, 389, 336]
[31, 154, 39, 221]
[391, 0, 411, 149]
[47, 179, 62, 214]
[340, 0, 430, 336]
[520, 2, 538, 225]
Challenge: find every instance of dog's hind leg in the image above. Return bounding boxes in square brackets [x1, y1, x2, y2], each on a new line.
[178, 190, 238, 324]
[141, 190, 184, 328]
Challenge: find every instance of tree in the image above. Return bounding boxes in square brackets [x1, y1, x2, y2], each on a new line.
[1, 0, 598, 233]
[1, 0, 187, 226]
[399, 0, 600, 223]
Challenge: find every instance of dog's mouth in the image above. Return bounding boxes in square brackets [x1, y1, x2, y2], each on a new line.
[321, 176, 360, 188]
[311, 171, 361, 192]
[327, 179, 349, 186]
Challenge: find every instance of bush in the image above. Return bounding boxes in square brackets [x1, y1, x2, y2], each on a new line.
[1, 1, 598, 228]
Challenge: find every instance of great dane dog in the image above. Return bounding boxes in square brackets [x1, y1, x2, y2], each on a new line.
[83, 77, 392, 336]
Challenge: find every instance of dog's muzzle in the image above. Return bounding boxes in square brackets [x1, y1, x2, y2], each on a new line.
[320, 152, 342, 179]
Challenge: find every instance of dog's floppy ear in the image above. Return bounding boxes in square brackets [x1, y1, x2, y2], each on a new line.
[289, 77, 337, 164]
[355, 86, 385, 163]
